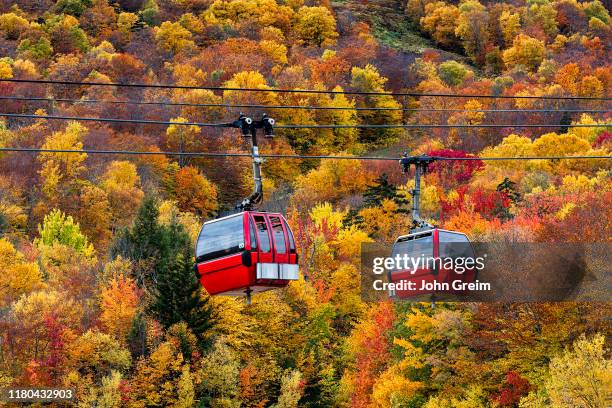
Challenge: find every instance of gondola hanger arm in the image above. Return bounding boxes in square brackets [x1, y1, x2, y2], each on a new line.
[230, 114, 276, 211]
[400, 153, 437, 231]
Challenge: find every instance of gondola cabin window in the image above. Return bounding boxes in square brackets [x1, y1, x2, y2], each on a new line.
[270, 216, 287, 254]
[438, 231, 475, 260]
[253, 215, 271, 252]
[283, 218, 296, 253]
[391, 232, 433, 267]
[196, 214, 245, 263]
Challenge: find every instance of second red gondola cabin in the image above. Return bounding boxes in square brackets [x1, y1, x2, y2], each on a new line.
[388, 228, 477, 298]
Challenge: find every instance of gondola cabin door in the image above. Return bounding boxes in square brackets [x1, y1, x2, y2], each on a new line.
[195, 211, 299, 296]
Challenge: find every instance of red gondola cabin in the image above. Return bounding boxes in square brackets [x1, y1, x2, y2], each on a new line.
[388, 228, 477, 298]
[195, 211, 299, 296]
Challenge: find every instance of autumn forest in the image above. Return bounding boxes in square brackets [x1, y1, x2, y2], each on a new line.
[0, 0, 610, 405]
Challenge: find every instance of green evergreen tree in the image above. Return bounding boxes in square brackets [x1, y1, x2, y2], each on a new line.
[496, 177, 521, 204]
[363, 173, 409, 212]
[342, 208, 365, 229]
[150, 247, 215, 349]
[559, 111, 572, 134]
[495, 177, 521, 220]
[111, 195, 160, 261]
[112, 196, 215, 348]
[127, 312, 148, 359]
[111, 195, 191, 285]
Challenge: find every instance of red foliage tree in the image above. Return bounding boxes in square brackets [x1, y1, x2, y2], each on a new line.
[491, 371, 531, 407]
[471, 187, 512, 219]
[593, 131, 611, 148]
[428, 149, 484, 189]
[22, 314, 66, 386]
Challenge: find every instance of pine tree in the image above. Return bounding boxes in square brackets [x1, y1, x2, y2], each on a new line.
[127, 312, 148, 360]
[495, 177, 521, 221]
[496, 177, 521, 204]
[559, 111, 572, 134]
[363, 174, 409, 212]
[342, 208, 365, 228]
[111, 195, 190, 287]
[112, 196, 215, 348]
[111, 195, 160, 261]
[150, 247, 215, 349]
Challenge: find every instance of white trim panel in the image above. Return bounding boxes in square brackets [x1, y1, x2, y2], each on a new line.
[281, 264, 299, 280]
[257, 263, 299, 280]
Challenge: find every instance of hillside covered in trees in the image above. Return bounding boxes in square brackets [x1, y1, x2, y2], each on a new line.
[0, 0, 610, 405]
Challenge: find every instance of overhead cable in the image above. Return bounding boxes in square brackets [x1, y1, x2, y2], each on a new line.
[2, 78, 610, 100]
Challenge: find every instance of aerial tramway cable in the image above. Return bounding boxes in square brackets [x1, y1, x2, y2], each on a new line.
[0, 113, 610, 128]
[2, 78, 611, 100]
[0, 95, 609, 114]
[1, 147, 610, 161]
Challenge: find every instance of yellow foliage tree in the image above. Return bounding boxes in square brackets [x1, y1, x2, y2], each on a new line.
[117, 12, 138, 35]
[502, 34, 546, 72]
[423, 385, 488, 408]
[12, 58, 38, 77]
[393, 308, 476, 397]
[164, 117, 201, 167]
[101, 161, 145, 230]
[96, 370, 125, 408]
[173, 166, 218, 217]
[499, 10, 520, 45]
[421, 2, 461, 48]
[455, 0, 489, 62]
[178, 12, 204, 35]
[0, 59, 12, 79]
[128, 341, 188, 407]
[38, 122, 88, 200]
[309, 202, 345, 230]
[578, 75, 604, 97]
[358, 199, 411, 241]
[158, 200, 201, 244]
[171, 63, 207, 87]
[10, 290, 82, 364]
[351, 65, 403, 146]
[0, 12, 30, 40]
[525, 2, 558, 38]
[544, 334, 611, 408]
[272, 369, 303, 408]
[532, 132, 591, 171]
[0, 239, 42, 308]
[173, 89, 224, 122]
[64, 330, 132, 404]
[259, 39, 288, 64]
[476, 134, 538, 183]
[568, 114, 610, 143]
[334, 226, 373, 262]
[77, 184, 112, 248]
[203, 0, 295, 31]
[154, 21, 195, 55]
[292, 158, 374, 207]
[193, 340, 241, 406]
[315, 87, 361, 152]
[223, 70, 278, 106]
[371, 365, 423, 408]
[294, 6, 339, 47]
